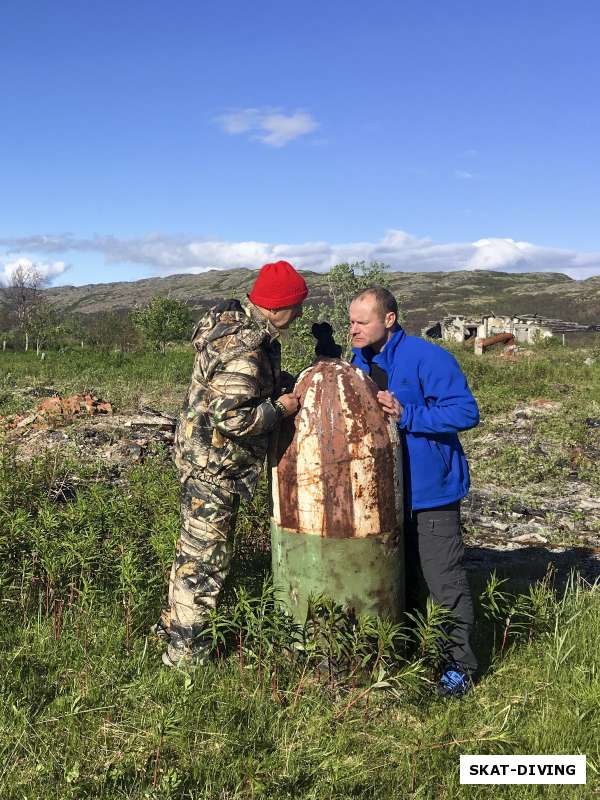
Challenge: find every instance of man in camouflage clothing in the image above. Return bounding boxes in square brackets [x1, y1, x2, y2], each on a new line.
[156, 260, 308, 667]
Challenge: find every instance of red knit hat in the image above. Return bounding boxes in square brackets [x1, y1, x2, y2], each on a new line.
[248, 260, 308, 308]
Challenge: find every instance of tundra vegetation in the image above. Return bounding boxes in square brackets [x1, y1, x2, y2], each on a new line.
[0, 264, 599, 799]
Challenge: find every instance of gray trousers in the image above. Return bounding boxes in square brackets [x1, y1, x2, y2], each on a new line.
[405, 501, 478, 674]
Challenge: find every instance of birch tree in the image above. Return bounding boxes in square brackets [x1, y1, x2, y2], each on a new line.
[2, 262, 48, 350]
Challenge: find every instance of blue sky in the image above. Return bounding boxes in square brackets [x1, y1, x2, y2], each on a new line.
[1, 0, 599, 285]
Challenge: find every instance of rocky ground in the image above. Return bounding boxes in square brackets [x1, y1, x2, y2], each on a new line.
[462, 398, 600, 589]
[1, 388, 176, 469]
[462, 482, 600, 591]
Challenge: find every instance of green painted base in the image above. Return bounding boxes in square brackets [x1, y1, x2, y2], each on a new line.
[271, 521, 404, 624]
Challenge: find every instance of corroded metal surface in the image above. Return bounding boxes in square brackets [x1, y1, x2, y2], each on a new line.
[270, 358, 404, 621]
[271, 359, 402, 539]
[474, 332, 515, 355]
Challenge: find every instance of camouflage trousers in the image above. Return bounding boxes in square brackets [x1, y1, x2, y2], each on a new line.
[157, 477, 239, 664]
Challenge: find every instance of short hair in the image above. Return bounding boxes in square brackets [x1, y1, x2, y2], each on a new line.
[351, 286, 398, 321]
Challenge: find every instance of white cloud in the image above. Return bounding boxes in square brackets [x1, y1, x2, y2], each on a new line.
[215, 107, 318, 147]
[217, 108, 261, 135]
[1, 231, 600, 280]
[256, 111, 318, 147]
[454, 169, 474, 179]
[1, 256, 68, 285]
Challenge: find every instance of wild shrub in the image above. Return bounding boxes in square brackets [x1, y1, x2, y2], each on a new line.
[0, 448, 178, 628]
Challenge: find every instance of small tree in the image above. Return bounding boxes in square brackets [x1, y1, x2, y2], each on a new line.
[325, 260, 394, 355]
[28, 301, 64, 354]
[281, 260, 398, 370]
[132, 296, 192, 353]
[83, 311, 143, 352]
[1, 261, 48, 350]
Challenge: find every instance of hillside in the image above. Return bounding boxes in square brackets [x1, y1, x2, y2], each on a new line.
[39, 268, 600, 334]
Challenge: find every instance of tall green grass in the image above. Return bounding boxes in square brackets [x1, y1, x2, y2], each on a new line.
[0, 349, 193, 415]
[0, 449, 598, 799]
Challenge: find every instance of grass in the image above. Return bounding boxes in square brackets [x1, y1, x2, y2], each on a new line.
[455, 343, 600, 493]
[0, 452, 598, 799]
[0, 342, 599, 797]
[455, 340, 600, 416]
[0, 349, 193, 416]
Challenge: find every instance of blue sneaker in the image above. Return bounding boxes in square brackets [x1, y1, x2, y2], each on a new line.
[437, 668, 471, 698]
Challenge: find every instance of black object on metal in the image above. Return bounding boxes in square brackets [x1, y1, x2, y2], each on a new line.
[311, 322, 343, 359]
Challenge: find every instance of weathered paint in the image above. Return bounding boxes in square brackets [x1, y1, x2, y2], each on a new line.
[271, 521, 404, 622]
[271, 359, 403, 538]
[270, 358, 404, 621]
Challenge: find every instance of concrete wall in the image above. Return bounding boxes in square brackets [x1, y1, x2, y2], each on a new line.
[477, 316, 553, 343]
[441, 316, 479, 343]
[428, 314, 555, 344]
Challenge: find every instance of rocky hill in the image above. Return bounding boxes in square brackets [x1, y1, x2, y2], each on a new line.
[40, 268, 600, 334]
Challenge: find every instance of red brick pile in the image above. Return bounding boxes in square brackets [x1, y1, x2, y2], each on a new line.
[5, 394, 113, 430]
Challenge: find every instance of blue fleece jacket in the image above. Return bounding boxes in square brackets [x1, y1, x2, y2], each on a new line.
[351, 327, 479, 511]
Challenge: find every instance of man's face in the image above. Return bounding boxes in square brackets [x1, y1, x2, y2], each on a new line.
[270, 303, 304, 330]
[349, 297, 395, 350]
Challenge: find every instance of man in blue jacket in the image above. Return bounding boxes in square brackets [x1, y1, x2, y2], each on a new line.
[350, 286, 480, 697]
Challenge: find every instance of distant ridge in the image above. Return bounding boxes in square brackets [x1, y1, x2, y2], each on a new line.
[35, 269, 600, 334]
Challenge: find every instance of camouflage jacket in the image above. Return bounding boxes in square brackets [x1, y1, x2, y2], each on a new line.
[174, 298, 283, 500]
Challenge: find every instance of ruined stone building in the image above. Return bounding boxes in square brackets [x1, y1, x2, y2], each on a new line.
[421, 313, 586, 344]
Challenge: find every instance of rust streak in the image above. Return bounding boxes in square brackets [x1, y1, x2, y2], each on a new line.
[321, 365, 355, 539]
[274, 359, 400, 540]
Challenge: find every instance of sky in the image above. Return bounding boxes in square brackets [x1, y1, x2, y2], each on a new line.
[1, 0, 600, 286]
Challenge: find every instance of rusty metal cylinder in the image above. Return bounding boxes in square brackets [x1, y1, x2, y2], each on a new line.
[474, 332, 515, 355]
[270, 359, 404, 623]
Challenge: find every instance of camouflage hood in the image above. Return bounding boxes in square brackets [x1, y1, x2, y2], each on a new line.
[174, 298, 283, 500]
[190, 299, 279, 371]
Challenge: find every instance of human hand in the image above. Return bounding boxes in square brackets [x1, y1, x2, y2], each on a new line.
[276, 392, 301, 417]
[377, 390, 403, 422]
